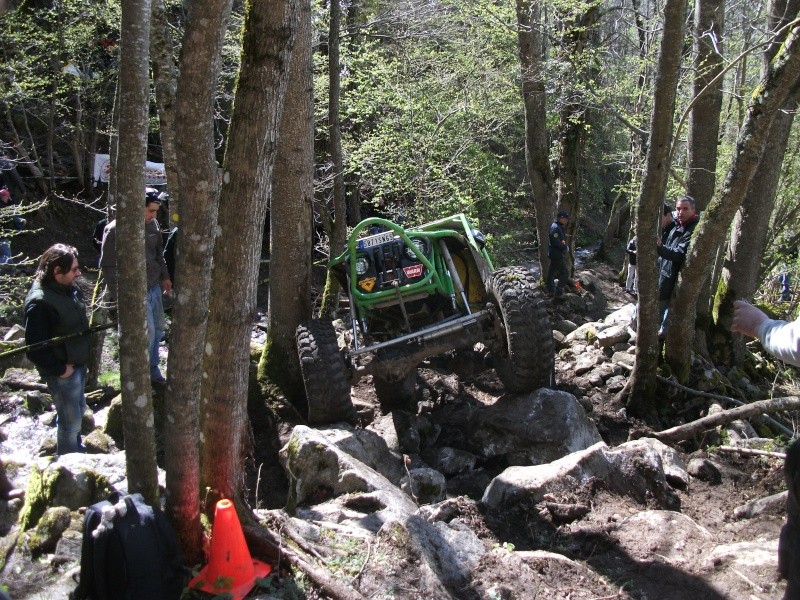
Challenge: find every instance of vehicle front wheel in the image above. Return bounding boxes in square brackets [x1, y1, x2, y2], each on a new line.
[488, 266, 554, 393]
[296, 319, 355, 424]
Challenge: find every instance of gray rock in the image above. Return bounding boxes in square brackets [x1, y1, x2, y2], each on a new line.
[27, 506, 71, 555]
[400, 467, 446, 505]
[687, 457, 722, 484]
[596, 324, 630, 348]
[437, 389, 603, 466]
[614, 510, 712, 564]
[318, 423, 405, 485]
[420, 446, 477, 476]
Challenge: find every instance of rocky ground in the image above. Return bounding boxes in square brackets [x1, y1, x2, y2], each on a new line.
[0, 200, 796, 599]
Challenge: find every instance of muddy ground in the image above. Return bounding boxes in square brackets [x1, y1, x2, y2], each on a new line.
[0, 198, 795, 599]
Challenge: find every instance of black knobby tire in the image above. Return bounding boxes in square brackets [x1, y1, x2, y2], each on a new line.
[296, 319, 355, 424]
[488, 266, 554, 393]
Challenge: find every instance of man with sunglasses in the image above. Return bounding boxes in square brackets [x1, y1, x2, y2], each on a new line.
[24, 243, 89, 454]
[100, 188, 172, 383]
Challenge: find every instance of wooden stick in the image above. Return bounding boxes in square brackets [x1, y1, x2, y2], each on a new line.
[715, 445, 786, 459]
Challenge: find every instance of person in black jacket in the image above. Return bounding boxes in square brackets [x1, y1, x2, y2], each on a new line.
[24, 244, 89, 454]
[0, 156, 26, 264]
[625, 236, 637, 296]
[657, 196, 698, 337]
[546, 210, 571, 296]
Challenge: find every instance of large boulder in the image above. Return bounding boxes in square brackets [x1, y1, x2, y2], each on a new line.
[431, 389, 603, 466]
[483, 438, 682, 511]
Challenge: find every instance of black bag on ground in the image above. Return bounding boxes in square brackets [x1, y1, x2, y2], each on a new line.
[73, 492, 185, 600]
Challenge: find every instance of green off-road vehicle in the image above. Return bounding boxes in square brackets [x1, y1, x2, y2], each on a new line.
[296, 213, 555, 424]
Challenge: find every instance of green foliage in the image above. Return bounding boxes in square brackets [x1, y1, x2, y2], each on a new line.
[1, 0, 121, 185]
[315, 0, 526, 244]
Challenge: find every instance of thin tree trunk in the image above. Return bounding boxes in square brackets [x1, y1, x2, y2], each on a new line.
[258, 0, 313, 403]
[621, 0, 688, 422]
[150, 0, 181, 226]
[166, 0, 234, 564]
[665, 19, 800, 380]
[713, 0, 800, 363]
[201, 0, 296, 506]
[116, 0, 158, 505]
[516, 0, 555, 276]
[319, 0, 347, 318]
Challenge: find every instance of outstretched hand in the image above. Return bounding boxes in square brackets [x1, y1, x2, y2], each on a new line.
[731, 300, 768, 338]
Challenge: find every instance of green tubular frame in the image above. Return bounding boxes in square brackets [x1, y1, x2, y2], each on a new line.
[329, 213, 494, 322]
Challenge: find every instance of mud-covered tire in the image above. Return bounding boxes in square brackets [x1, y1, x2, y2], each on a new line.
[296, 319, 355, 424]
[488, 266, 554, 392]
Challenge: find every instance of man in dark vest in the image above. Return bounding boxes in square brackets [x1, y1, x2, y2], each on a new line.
[546, 210, 571, 296]
[24, 244, 89, 454]
[657, 195, 699, 337]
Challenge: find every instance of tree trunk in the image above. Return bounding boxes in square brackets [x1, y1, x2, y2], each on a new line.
[258, 0, 313, 404]
[713, 0, 800, 363]
[166, 0, 234, 564]
[319, 0, 347, 318]
[200, 0, 296, 506]
[687, 0, 724, 211]
[682, 0, 725, 360]
[554, 3, 599, 273]
[116, 0, 158, 505]
[516, 0, 555, 276]
[622, 0, 688, 422]
[150, 0, 181, 227]
[665, 19, 800, 380]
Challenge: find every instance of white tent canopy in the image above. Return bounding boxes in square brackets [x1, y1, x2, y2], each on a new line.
[92, 153, 167, 187]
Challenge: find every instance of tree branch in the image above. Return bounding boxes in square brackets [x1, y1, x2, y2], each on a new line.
[653, 396, 800, 443]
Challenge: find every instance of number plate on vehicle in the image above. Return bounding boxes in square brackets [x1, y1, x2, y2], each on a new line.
[358, 231, 395, 249]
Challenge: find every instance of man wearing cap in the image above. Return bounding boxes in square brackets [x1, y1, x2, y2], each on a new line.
[100, 188, 172, 383]
[546, 210, 571, 296]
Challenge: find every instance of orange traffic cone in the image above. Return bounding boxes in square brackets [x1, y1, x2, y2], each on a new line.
[189, 498, 272, 599]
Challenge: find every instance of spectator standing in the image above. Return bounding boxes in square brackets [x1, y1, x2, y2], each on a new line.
[546, 210, 571, 296]
[100, 188, 172, 383]
[24, 244, 89, 454]
[0, 156, 27, 264]
[780, 269, 792, 303]
[656, 196, 698, 337]
[625, 236, 637, 297]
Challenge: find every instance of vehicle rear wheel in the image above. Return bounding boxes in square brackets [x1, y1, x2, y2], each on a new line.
[488, 266, 554, 392]
[296, 319, 355, 424]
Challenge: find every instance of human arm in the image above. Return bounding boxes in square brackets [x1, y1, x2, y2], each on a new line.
[732, 300, 800, 367]
[24, 301, 70, 377]
[656, 228, 692, 263]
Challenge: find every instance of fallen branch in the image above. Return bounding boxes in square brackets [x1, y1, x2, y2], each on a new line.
[653, 396, 800, 444]
[242, 522, 366, 600]
[732, 490, 787, 520]
[617, 361, 794, 437]
[715, 445, 786, 459]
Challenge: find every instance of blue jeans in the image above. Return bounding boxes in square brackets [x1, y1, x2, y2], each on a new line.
[146, 284, 166, 379]
[659, 300, 670, 338]
[45, 366, 87, 454]
[0, 239, 11, 264]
